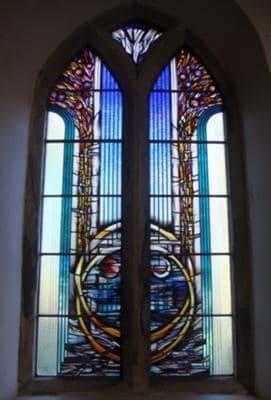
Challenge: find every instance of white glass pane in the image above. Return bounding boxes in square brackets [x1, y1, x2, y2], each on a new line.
[72, 141, 79, 195]
[43, 143, 64, 195]
[209, 198, 230, 253]
[211, 256, 232, 314]
[193, 195, 201, 253]
[207, 144, 227, 195]
[212, 316, 233, 375]
[46, 111, 65, 140]
[191, 142, 199, 193]
[41, 198, 62, 253]
[206, 112, 225, 141]
[38, 256, 60, 314]
[70, 197, 78, 252]
[37, 317, 58, 376]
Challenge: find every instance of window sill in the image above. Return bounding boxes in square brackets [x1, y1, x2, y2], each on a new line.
[18, 377, 250, 398]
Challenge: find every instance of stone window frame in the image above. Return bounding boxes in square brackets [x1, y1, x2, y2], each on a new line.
[18, 4, 254, 396]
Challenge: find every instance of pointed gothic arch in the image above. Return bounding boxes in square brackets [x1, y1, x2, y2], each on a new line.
[19, 4, 253, 395]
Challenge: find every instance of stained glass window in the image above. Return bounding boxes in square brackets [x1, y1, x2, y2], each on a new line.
[37, 50, 122, 376]
[112, 23, 162, 63]
[37, 43, 233, 380]
[149, 49, 233, 376]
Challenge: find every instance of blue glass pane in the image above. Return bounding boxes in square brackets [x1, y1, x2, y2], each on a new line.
[102, 64, 119, 90]
[149, 92, 171, 140]
[101, 91, 122, 140]
[150, 143, 171, 195]
[152, 65, 170, 90]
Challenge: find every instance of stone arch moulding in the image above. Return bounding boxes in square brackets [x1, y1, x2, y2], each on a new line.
[19, 3, 254, 396]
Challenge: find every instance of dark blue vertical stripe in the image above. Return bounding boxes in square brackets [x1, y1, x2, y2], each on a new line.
[113, 142, 116, 218]
[153, 65, 170, 90]
[149, 66, 172, 225]
[102, 64, 119, 90]
[100, 68, 122, 225]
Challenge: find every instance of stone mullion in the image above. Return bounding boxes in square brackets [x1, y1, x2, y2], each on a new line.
[122, 87, 150, 391]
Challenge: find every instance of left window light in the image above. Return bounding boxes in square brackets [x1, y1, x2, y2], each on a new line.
[37, 50, 123, 377]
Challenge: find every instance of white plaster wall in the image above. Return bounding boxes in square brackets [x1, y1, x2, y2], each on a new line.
[0, 1, 271, 399]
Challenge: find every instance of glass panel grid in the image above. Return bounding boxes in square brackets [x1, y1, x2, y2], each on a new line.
[36, 315, 121, 377]
[150, 315, 233, 377]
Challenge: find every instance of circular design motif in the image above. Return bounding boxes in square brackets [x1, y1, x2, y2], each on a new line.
[100, 256, 120, 279]
[75, 222, 196, 363]
[151, 255, 171, 279]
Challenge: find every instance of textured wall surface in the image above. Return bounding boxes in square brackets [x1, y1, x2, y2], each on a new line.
[237, 0, 271, 72]
[0, 1, 271, 399]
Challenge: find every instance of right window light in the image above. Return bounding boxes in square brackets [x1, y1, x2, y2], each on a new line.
[149, 48, 233, 376]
